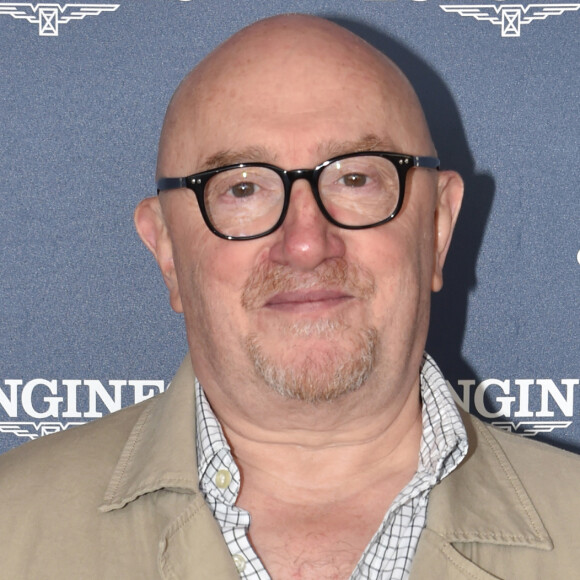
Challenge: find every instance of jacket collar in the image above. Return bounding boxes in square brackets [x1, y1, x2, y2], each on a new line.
[100, 355, 200, 511]
[99, 356, 554, 536]
[98, 356, 553, 578]
[427, 409, 551, 547]
[99, 355, 241, 579]
[410, 409, 552, 579]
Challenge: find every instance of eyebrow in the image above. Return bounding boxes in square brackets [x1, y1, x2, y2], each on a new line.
[317, 134, 395, 158]
[200, 146, 277, 171]
[199, 134, 395, 171]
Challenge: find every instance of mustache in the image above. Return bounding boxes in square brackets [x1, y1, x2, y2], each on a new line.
[241, 258, 376, 310]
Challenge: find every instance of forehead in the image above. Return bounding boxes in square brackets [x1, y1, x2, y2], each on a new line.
[158, 26, 431, 176]
[164, 78, 415, 176]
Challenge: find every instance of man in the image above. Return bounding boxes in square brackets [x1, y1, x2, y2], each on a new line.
[0, 14, 579, 580]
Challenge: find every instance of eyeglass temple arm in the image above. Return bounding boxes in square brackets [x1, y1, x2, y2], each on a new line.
[156, 177, 188, 194]
[414, 156, 440, 169]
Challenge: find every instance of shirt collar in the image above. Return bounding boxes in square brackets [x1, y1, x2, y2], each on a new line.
[418, 353, 468, 483]
[194, 352, 469, 506]
[195, 379, 230, 484]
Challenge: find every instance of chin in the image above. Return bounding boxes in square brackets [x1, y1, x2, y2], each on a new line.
[244, 326, 379, 404]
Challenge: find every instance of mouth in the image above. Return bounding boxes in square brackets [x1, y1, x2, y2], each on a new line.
[264, 289, 354, 312]
[241, 258, 376, 313]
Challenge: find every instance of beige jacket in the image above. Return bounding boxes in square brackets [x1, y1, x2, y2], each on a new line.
[1, 355, 579, 579]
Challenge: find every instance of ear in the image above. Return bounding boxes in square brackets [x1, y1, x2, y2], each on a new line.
[134, 196, 183, 313]
[431, 170, 464, 292]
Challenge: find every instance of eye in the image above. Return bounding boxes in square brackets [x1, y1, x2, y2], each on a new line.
[340, 173, 368, 187]
[229, 181, 256, 198]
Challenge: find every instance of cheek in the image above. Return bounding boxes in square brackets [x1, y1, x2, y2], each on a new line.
[165, 197, 239, 318]
[362, 220, 434, 331]
[174, 233, 257, 341]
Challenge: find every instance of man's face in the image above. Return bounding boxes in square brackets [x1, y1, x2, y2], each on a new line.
[141, 23, 461, 408]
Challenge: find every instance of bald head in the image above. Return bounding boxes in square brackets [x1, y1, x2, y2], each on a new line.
[157, 14, 435, 179]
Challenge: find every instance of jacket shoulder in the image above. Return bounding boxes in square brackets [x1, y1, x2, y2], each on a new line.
[0, 397, 153, 504]
[470, 413, 580, 486]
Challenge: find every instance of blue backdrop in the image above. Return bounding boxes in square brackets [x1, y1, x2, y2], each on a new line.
[0, 0, 578, 454]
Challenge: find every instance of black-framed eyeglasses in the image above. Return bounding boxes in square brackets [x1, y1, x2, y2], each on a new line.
[156, 151, 439, 241]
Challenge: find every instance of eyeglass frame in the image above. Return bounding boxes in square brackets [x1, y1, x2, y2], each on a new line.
[156, 151, 440, 241]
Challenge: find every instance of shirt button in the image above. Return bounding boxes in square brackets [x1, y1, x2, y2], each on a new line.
[215, 469, 232, 489]
[233, 553, 246, 572]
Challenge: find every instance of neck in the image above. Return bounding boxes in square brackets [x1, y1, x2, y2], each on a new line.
[210, 376, 423, 505]
[202, 371, 424, 579]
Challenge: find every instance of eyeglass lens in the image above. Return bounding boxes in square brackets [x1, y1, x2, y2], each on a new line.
[204, 155, 401, 238]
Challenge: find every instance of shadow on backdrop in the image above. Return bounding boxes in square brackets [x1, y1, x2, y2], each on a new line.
[329, 16, 496, 386]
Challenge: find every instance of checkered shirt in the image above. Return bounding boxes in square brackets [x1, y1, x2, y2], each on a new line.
[195, 353, 468, 579]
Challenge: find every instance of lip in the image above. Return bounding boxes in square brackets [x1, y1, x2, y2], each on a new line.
[264, 289, 353, 312]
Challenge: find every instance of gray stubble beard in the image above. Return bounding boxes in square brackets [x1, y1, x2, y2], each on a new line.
[245, 323, 379, 404]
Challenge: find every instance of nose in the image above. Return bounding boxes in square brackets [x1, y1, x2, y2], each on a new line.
[268, 179, 346, 270]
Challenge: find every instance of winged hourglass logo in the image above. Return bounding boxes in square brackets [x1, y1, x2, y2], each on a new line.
[0, 3, 119, 36]
[439, 2, 580, 36]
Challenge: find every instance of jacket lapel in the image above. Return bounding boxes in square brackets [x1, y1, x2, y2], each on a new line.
[410, 411, 552, 579]
[410, 528, 502, 579]
[99, 355, 238, 578]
